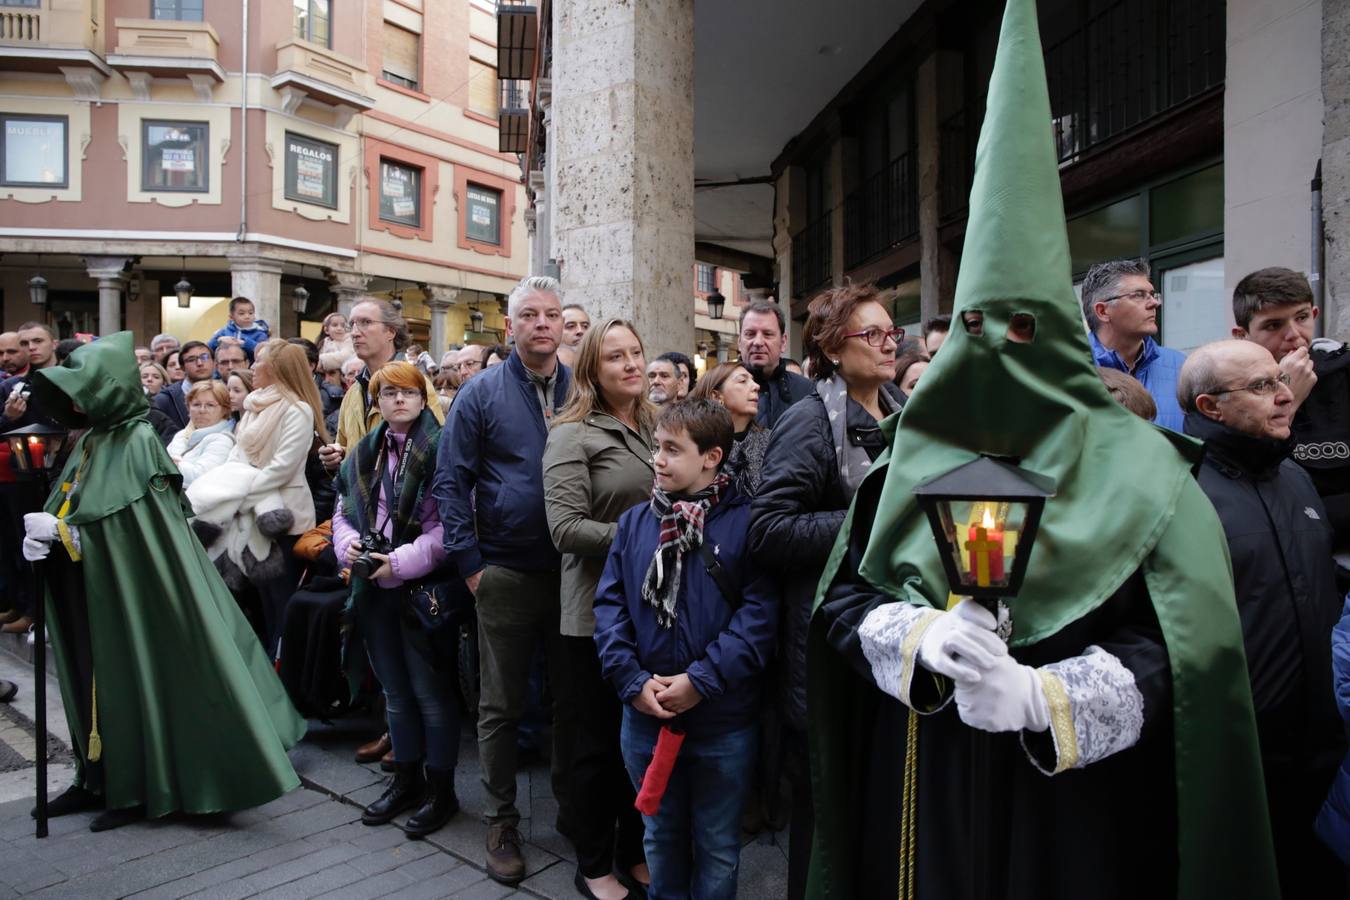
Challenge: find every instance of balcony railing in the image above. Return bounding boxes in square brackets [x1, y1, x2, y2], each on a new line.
[1045, 0, 1224, 164]
[792, 211, 832, 297]
[844, 151, 918, 270]
[0, 9, 40, 42]
[499, 78, 528, 153]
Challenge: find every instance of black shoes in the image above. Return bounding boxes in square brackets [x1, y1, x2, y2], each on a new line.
[361, 761, 425, 826]
[89, 805, 144, 832]
[403, 766, 459, 838]
[34, 784, 99, 819]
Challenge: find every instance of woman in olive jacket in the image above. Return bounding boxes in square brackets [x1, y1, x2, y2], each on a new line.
[543, 318, 655, 899]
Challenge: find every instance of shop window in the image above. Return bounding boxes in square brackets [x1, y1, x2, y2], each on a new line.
[284, 132, 338, 209]
[1067, 195, 1142, 275]
[382, 22, 421, 91]
[1158, 256, 1225, 353]
[379, 159, 421, 227]
[294, 0, 330, 48]
[1150, 164, 1223, 248]
[0, 0, 41, 6]
[696, 264, 716, 293]
[1, 114, 67, 187]
[152, 0, 203, 21]
[142, 120, 209, 192]
[469, 59, 498, 117]
[465, 184, 501, 244]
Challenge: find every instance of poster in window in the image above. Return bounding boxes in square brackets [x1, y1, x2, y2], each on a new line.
[284, 134, 337, 208]
[161, 148, 195, 172]
[466, 186, 500, 244]
[379, 161, 420, 225]
[143, 121, 208, 191]
[3, 117, 66, 186]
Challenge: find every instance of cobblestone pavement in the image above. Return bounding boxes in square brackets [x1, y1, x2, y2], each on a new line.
[0, 642, 789, 898]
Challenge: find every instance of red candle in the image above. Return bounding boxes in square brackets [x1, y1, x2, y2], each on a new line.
[27, 436, 43, 470]
[966, 509, 1005, 586]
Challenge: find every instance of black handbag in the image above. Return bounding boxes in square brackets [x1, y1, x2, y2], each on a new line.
[407, 579, 457, 631]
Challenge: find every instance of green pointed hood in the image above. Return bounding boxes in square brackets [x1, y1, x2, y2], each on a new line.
[31, 331, 148, 432]
[855, 0, 1197, 645]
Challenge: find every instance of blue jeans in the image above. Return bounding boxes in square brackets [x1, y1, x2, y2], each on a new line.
[621, 708, 757, 900]
[357, 587, 460, 770]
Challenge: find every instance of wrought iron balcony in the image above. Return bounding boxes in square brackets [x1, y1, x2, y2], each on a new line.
[499, 78, 529, 154]
[496, 2, 537, 81]
[844, 151, 918, 270]
[792, 211, 832, 297]
[1045, 0, 1224, 164]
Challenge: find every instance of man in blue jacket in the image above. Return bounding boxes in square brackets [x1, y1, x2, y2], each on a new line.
[594, 399, 779, 900]
[1081, 258, 1187, 431]
[431, 275, 573, 886]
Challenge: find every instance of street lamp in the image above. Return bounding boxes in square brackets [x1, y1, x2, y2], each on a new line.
[705, 291, 725, 320]
[2, 421, 69, 841]
[912, 455, 1055, 609]
[28, 274, 48, 306]
[291, 283, 310, 315]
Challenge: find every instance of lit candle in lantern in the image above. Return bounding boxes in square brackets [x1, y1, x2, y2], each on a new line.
[27, 435, 43, 470]
[965, 507, 1006, 586]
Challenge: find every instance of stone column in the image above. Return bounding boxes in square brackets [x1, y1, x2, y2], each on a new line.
[552, 0, 694, 351]
[425, 286, 459, 357]
[84, 256, 130, 335]
[715, 333, 736, 364]
[229, 255, 284, 333]
[329, 272, 371, 318]
[1321, 0, 1349, 338]
[916, 52, 957, 324]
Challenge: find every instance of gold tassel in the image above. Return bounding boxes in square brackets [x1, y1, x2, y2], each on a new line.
[898, 706, 919, 900]
[86, 675, 102, 762]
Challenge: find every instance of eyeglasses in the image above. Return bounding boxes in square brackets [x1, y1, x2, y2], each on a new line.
[842, 326, 906, 348]
[1208, 372, 1292, 397]
[181, 352, 211, 365]
[378, 387, 422, 401]
[349, 317, 386, 332]
[1102, 289, 1162, 304]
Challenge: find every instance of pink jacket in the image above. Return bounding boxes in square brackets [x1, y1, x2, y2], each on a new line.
[332, 430, 445, 589]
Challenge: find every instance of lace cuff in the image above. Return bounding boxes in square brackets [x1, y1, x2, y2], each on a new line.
[1021, 645, 1144, 775]
[858, 603, 951, 712]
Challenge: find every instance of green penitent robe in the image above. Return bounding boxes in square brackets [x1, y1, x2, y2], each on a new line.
[30, 331, 305, 817]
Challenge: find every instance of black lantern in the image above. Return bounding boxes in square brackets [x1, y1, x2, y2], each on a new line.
[291, 283, 310, 314]
[3, 422, 67, 478]
[28, 273, 48, 306]
[912, 456, 1055, 603]
[705, 291, 725, 320]
[174, 275, 193, 309]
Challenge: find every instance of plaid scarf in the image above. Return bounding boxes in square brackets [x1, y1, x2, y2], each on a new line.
[641, 472, 731, 629]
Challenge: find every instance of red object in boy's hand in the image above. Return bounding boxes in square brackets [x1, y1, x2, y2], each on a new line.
[635, 725, 685, 816]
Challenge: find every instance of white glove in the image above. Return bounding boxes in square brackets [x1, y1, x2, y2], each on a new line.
[21, 536, 49, 562]
[916, 598, 1007, 684]
[23, 512, 58, 544]
[954, 652, 1050, 733]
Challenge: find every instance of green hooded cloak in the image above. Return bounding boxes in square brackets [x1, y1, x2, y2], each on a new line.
[31, 332, 304, 817]
[806, 0, 1277, 896]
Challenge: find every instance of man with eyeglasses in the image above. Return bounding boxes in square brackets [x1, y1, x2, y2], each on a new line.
[1081, 258, 1187, 430]
[214, 341, 249, 379]
[152, 340, 214, 440]
[1179, 339, 1345, 898]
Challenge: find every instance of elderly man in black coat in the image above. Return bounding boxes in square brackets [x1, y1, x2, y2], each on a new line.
[1181, 339, 1346, 899]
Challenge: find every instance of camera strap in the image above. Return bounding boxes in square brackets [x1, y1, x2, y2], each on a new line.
[368, 431, 413, 536]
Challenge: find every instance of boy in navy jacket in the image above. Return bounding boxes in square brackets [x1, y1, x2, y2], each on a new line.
[207, 296, 271, 359]
[594, 399, 779, 900]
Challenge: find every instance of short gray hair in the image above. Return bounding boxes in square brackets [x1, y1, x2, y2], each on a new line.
[150, 333, 178, 351]
[507, 275, 563, 318]
[1176, 342, 1225, 414]
[350, 296, 410, 352]
[1080, 258, 1151, 333]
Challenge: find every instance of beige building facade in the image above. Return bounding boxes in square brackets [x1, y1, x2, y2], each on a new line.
[0, 0, 527, 354]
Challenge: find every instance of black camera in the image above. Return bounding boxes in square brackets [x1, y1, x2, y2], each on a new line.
[351, 531, 394, 580]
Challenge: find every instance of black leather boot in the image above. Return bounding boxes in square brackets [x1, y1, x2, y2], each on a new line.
[403, 766, 459, 838]
[361, 761, 425, 826]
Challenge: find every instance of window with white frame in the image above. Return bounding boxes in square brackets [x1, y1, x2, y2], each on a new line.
[1, 114, 67, 187]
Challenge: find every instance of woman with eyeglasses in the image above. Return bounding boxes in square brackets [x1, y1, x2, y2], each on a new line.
[332, 361, 462, 838]
[167, 380, 236, 487]
[746, 282, 905, 896]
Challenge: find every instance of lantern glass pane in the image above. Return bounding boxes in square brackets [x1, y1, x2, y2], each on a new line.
[934, 497, 1032, 592]
[6, 435, 29, 472]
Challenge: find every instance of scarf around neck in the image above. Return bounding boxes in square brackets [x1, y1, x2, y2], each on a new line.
[815, 374, 897, 497]
[236, 384, 294, 466]
[184, 417, 235, 452]
[641, 472, 731, 629]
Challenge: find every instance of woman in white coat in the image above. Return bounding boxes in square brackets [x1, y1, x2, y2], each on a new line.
[187, 339, 330, 651]
[166, 380, 236, 486]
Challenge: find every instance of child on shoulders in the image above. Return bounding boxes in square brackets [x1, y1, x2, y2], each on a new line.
[208, 297, 271, 359]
